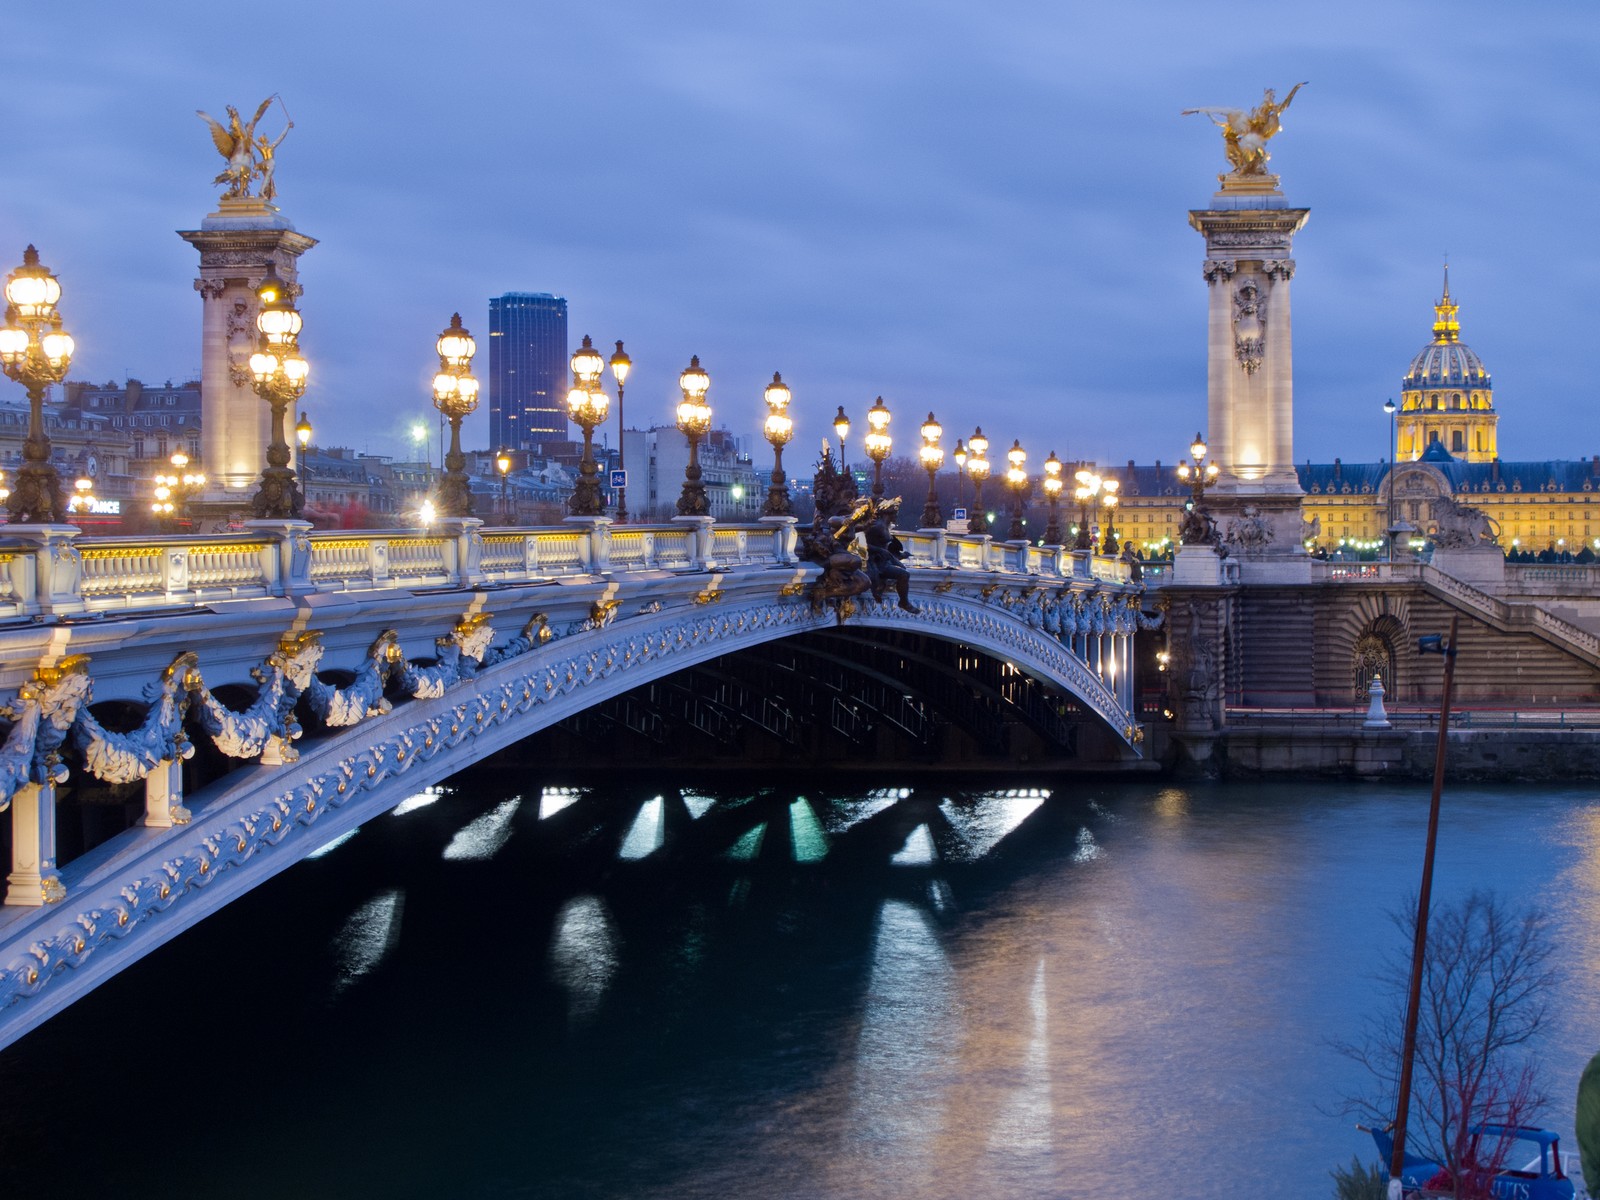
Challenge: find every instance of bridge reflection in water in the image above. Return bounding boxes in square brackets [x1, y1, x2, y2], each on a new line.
[4, 775, 1597, 1198]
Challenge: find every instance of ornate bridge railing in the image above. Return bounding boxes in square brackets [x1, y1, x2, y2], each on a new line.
[0, 517, 1129, 618]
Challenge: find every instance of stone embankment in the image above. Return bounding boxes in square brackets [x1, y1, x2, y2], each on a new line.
[1177, 716, 1600, 781]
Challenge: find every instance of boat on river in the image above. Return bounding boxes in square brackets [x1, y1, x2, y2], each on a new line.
[1364, 1124, 1580, 1200]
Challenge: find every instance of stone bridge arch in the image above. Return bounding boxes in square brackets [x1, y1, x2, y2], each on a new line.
[0, 579, 1152, 1048]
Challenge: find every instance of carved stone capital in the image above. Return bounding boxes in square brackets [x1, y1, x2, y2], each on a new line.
[1202, 258, 1237, 285]
[1262, 259, 1296, 282]
[194, 279, 227, 301]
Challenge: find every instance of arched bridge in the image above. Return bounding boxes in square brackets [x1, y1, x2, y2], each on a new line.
[0, 514, 1157, 1047]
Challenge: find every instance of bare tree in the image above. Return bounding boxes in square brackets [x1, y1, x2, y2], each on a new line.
[1334, 890, 1556, 1196]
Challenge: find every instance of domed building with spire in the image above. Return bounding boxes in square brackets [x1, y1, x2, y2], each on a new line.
[1107, 271, 1600, 561]
[1396, 268, 1497, 462]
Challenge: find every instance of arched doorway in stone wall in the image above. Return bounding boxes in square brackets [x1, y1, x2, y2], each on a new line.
[1351, 614, 1405, 704]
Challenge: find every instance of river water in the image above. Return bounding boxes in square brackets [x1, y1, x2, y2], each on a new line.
[1, 774, 1597, 1199]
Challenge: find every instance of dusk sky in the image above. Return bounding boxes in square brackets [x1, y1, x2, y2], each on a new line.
[3, 2, 1596, 470]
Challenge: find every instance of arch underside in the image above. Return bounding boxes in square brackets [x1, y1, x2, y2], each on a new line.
[0, 589, 1140, 1047]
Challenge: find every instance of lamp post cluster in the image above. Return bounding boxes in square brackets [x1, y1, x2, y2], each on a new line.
[919, 413, 944, 528]
[1072, 468, 1119, 551]
[152, 452, 205, 529]
[762, 373, 793, 517]
[566, 335, 610, 517]
[295, 411, 312, 502]
[247, 263, 310, 520]
[431, 313, 480, 518]
[609, 341, 631, 522]
[495, 447, 513, 523]
[674, 356, 712, 516]
[864, 397, 892, 498]
[1042, 452, 1064, 544]
[67, 475, 95, 517]
[965, 429, 990, 534]
[1005, 440, 1029, 540]
[0, 239, 1216, 555]
[0, 247, 75, 524]
[1176, 432, 1221, 544]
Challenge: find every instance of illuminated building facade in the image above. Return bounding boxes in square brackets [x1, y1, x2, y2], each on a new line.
[1108, 275, 1600, 557]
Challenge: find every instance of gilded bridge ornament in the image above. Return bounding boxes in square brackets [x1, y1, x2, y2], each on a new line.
[196, 96, 293, 201]
[1183, 83, 1306, 180]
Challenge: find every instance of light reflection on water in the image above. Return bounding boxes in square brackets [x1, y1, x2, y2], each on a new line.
[5, 780, 1600, 1200]
[330, 888, 404, 995]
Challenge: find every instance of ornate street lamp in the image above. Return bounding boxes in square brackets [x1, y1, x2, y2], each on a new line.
[1176, 431, 1221, 545]
[247, 262, 309, 519]
[952, 439, 968, 513]
[430, 313, 480, 518]
[833, 406, 851, 474]
[1101, 477, 1121, 553]
[294, 410, 312, 502]
[496, 447, 512, 523]
[0, 246, 75, 523]
[864, 397, 892, 499]
[1384, 396, 1398, 560]
[1005, 439, 1029, 540]
[675, 355, 712, 516]
[67, 475, 95, 517]
[566, 335, 610, 517]
[1042, 452, 1064, 544]
[609, 341, 632, 522]
[1073, 468, 1101, 551]
[152, 451, 206, 530]
[965, 427, 990, 535]
[919, 412, 944, 528]
[762, 372, 794, 517]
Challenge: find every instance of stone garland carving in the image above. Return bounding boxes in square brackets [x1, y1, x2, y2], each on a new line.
[185, 633, 322, 761]
[0, 583, 1155, 1014]
[71, 653, 198, 785]
[394, 614, 497, 699]
[304, 631, 397, 728]
[1233, 280, 1266, 374]
[482, 613, 554, 666]
[0, 698, 45, 812]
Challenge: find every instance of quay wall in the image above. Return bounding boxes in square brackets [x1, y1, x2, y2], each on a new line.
[1204, 725, 1600, 782]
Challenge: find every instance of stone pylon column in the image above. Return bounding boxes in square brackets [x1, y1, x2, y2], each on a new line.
[1188, 178, 1309, 558]
[178, 197, 316, 519]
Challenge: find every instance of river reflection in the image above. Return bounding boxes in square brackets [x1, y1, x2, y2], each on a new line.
[1, 777, 1597, 1199]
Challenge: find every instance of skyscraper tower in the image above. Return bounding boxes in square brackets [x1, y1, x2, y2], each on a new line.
[489, 293, 569, 450]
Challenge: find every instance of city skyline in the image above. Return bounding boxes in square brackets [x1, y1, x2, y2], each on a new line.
[1, 2, 1594, 469]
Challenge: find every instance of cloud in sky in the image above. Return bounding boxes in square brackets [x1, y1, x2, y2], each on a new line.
[1, 0, 1596, 468]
